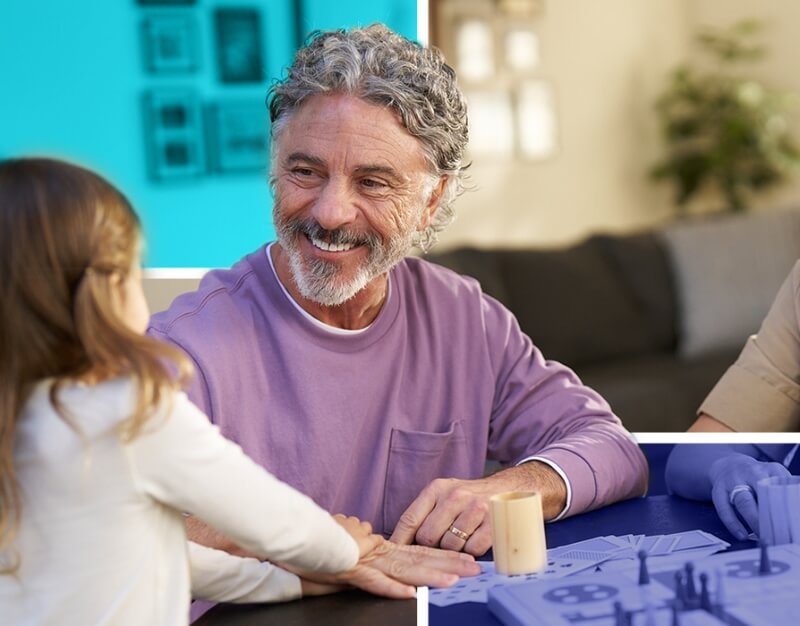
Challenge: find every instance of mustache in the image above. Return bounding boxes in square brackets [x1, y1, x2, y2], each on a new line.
[281, 218, 380, 249]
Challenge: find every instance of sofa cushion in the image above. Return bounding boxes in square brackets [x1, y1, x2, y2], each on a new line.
[576, 348, 739, 432]
[661, 208, 800, 358]
[428, 233, 676, 368]
[592, 233, 677, 352]
[423, 247, 511, 305]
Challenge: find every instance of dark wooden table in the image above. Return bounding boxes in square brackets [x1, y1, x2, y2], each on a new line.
[195, 495, 745, 625]
[195, 588, 415, 625]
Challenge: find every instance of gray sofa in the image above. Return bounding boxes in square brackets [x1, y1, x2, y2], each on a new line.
[427, 208, 800, 432]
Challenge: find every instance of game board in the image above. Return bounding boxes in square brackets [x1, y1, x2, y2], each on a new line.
[487, 543, 800, 626]
[429, 530, 729, 607]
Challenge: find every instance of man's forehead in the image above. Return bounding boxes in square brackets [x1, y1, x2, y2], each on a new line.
[276, 93, 428, 168]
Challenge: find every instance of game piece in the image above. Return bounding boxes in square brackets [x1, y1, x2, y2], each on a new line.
[671, 600, 681, 626]
[684, 562, 696, 602]
[714, 568, 726, 616]
[674, 571, 686, 608]
[613, 601, 626, 626]
[699, 572, 711, 612]
[638, 550, 650, 585]
[759, 542, 771, 575]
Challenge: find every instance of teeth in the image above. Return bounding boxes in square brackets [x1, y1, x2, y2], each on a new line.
[310, 237, 355, 252]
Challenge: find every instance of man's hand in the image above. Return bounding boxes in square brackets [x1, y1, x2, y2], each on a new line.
[297, 541, 481, 599]
[708, 453, 791, 540]
[390, 461, 567, 556]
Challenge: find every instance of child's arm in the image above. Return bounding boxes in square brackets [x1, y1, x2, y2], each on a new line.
[127, 391, 362, 575]
[188, 541, 302, 603]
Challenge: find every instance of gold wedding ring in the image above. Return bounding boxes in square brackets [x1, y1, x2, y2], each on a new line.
[729, 484, 754, 505]
[448, 525, 470, 541]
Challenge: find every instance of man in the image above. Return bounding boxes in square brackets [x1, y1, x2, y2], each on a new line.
[150, 25, 647, 564]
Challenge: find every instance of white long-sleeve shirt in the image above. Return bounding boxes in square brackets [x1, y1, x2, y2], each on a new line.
[2, 377, 359, 626]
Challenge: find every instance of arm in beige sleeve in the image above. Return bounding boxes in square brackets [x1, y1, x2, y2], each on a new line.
[688, 413, 736, 433]
[698, 261, 800, 432]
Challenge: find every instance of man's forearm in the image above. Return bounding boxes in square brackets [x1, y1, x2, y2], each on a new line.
[487, 461, 567, 520]
[533, 420, 648, 515]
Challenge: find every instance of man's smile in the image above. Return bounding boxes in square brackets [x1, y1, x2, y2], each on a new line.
[308, 235, 357, 253]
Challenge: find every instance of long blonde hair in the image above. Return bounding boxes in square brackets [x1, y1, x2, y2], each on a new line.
[0, 158, 191, 570]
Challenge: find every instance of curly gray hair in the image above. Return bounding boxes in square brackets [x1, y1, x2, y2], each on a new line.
[267, 24, 469, 251]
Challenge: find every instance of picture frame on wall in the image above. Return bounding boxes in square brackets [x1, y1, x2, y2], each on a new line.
[137, 0, 196, 5]
[206, 101, 268, 173]
[142, 15, 198, 74]
[213, 8, 264, 84]
[142, 89, 205, 181]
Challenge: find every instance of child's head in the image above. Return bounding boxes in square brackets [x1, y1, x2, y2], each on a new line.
[0, 158, 148, 380]
[0, 158, 189, 563]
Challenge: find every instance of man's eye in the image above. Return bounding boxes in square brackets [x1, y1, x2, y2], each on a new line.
[362, 178, 386, 189]
[292, 167, 314, 176]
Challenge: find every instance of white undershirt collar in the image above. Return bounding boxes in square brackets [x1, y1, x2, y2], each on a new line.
[265, 243, 382, 336]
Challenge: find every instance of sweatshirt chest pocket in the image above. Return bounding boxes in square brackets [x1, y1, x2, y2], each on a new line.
[382, 421, 471, 537]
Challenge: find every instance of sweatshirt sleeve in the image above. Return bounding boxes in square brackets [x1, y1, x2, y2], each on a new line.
[481, 294, 649, 517]
[699, 261, 800, 432]
[188, 542, 302, 603]
[126, 392, 359, 573]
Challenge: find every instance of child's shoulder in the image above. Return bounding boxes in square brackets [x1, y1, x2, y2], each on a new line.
[20, 376, 139, 442]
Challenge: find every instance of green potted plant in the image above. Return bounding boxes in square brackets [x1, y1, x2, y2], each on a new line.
[651, 19, 800, 212]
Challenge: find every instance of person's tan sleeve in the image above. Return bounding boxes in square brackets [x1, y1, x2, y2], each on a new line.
[699, 260, 800, 432]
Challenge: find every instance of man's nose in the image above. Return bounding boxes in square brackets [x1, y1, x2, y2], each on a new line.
[311, 179, 358, 231]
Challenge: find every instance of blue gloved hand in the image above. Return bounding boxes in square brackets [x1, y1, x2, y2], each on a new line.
[708, 453, 791, 540]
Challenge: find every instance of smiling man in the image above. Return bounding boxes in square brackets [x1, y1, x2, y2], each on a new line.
[149, 25, 647, 569]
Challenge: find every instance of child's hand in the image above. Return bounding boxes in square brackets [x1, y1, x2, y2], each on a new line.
[333, 514, 385, 558]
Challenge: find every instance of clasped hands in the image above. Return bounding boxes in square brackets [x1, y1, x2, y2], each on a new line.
[297, 514, 480, 598]
[302, 464, 566, 598]
[708, 453, 791, 540]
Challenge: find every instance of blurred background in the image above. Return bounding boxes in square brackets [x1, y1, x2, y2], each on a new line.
[4, 0, 800, 431]
[4, 1, 800, 265]
[0, 0, 414, 268]
[430, 0, 800, 250]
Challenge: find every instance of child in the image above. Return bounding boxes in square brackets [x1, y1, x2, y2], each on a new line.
[0, 157, 401, 625]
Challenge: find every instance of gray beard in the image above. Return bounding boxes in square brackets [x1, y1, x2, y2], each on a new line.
[276, 217, 416, 306]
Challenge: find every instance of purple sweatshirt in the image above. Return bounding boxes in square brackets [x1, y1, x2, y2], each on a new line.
[149, 246, 647, 535]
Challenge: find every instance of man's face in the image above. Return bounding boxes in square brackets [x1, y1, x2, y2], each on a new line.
[272, 93, 440, 306]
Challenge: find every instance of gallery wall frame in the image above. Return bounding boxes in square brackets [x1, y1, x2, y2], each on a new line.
[142, 89, 206, 181]
[205, 100, 268, 174]
[137, 0, 196, 5]
[142, 15, 198, 74]
[213, 7, 264, 84]
[433, 0, 557, 161]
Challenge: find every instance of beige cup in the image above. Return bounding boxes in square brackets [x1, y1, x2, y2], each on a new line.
[490, 491, 547, 575]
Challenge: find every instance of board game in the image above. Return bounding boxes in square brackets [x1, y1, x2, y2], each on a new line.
[429, 530, 730, 607]
[487, 543, 800, 625]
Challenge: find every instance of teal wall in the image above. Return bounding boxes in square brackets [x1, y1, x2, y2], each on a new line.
[0, 1, 416, 268]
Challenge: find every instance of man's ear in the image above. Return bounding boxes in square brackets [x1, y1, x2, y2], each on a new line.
[417, 176, 447, 232]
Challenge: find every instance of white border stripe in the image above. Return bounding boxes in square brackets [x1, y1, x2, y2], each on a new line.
[143, 269, 210, 279]
[417, 0, 429, 45]
[417, 586, 428, 626]
[633, 432, 800, 444]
